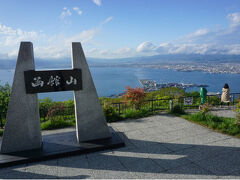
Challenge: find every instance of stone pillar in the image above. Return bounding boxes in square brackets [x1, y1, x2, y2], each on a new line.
[72, 42, 111, 142]
[1, 42, 42, 153]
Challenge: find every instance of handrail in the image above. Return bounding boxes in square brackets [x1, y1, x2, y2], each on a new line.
[1, 92, 240, 129]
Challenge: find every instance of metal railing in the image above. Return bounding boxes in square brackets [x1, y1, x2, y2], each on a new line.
[1, 92, 240, 129]
[107, 93, 240, 116]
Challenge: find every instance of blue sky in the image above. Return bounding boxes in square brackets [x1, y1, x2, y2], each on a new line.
[0, 0, 240, 59]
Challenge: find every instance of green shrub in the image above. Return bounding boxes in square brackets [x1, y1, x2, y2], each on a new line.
[200, 103, 212, 115]
[121, 108, 154, 119]
[146, 87, 185, 99]
[41, 118, 74, 130]
[39, 98, 54, 122]
[153, 95, 170, 110]
[208, 96, 221, 106]
[0, 129, 3, 136]
[234, 99, 240, 126]
[0, 83, 11, 123]
[103, 106, 122, 122]
[169, 105, 185, 115]
[47, 102, 66, 123]
[182, 112, 240, 136]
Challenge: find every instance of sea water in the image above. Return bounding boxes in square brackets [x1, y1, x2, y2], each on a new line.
[1, 67, 240, 101]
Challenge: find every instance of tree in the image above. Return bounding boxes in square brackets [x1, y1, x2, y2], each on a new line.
[39, 98, 53, 122]
[46, 102, 65, 124]
[0, 83, 11, 127]
[123, 86, 146, 110]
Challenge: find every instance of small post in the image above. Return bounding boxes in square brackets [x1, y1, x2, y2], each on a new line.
[169, 99, 173, 110]
[118, 103, 121, 116]
[233, 94, 235, 105]
[0, 114, 2, 129]
[151, 99, 154, 112]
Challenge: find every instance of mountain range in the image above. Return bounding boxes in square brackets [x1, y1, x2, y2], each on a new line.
[0, 54, 240, 70]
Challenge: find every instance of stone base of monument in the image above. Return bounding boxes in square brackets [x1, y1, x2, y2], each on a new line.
[0, 127, 125, 168]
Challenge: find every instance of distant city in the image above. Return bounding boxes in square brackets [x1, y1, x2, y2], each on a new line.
[92, 62, 240, 74]
[136, 63, 240, 74]
[139, 79, 208, 92]
[1, 54, 240, 74]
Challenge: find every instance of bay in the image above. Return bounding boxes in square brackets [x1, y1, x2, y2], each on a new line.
[1, 67, 240, 101]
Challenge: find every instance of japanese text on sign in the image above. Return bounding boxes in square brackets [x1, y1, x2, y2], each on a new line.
[24, 69, 82, 94]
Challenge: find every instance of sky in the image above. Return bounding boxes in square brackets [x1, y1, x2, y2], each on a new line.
[0, 0, 240, 60]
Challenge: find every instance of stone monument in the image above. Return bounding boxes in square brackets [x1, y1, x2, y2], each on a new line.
[0, 41, 111, 154]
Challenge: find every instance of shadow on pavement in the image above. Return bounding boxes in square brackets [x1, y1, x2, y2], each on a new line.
[0, 132, 240, 178]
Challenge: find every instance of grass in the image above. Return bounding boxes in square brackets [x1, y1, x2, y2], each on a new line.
[121, 108, 155, 119]
[41, 118, 75, 130]
[181, 112, 240, 137]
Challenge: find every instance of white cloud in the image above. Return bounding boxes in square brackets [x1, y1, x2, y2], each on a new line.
[227, 12, 240, 27]
[93, 0, 101, 6]
[0, 22, 101, 59]
[102, 17, 113, 25]
[60, 7, 72, 19]
[64, 28, 99, 45]
[0, 14, 114, 59]
[0, 24, 16, 36]
[187, 28, 209, 39]
[133, 12, 240, 57]
[2, 11, 240, 60]
[0, 23, 42, 58]
[137, 41, 157, 53]
[73, 7, 83, 15]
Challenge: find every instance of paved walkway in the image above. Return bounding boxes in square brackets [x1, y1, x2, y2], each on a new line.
[186, 105, 236, 118]
[0, 111, 240, 178]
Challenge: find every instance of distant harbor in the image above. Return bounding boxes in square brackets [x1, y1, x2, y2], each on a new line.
[140, 79, 208, 92]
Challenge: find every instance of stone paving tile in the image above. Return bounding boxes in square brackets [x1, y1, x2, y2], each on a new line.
[173, 144, 235, 163]
[157, 162, 218, 179]
[194, 149, 240, 176]
[124, 129, 147, 140]
[217, 169, 240, 179]
[141, 143, 173, 155]
[160, 142, 193, 152]
[112, 149, 149, 159]
[166, 121, 200, 131]
[110, 123, 144, 132]
[162, 128, 200, 140]
[116, 132, 137, 150]
[165, 116, 190, 125]
[57, 155, 94, 179]
[206, 136, 240, 148]
[25, 159, 58, 179]
[183, 125, 214, 136]
[1, 113, 240, 179]
[210, 109, 236, 118]
[140, 124, 178, 135]
[112, 143, 172, 161]
[167, 131, 230, 148]
[0, 164, 28, 179]
[91, 169, 137, 179]
[119, 157, 165, 175]
[170, 146, 203, 162]
[128, 137, 162, 150]
[86, 150, 121, 169]
[151, 152, 192, 171]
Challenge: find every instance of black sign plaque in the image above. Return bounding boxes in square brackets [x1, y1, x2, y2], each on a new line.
[24, 69, 82, 94]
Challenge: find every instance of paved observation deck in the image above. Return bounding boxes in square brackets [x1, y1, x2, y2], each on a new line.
[0, 109, 240, 178]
